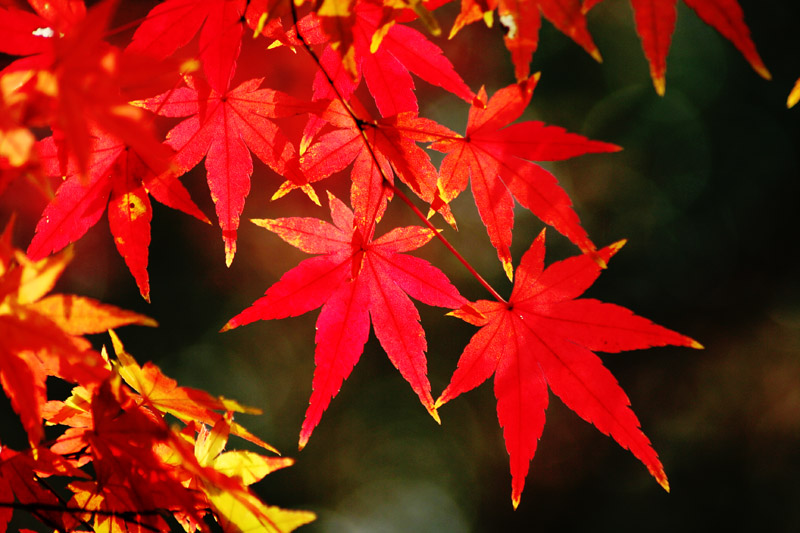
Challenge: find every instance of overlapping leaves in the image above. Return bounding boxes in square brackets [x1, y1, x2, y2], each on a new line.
[0, 220, 313, 531]
[139, 74, 314, 266]
[27, 128, 209, 301]
[0, 0, 743, 524]
[0, 220, 153, 447]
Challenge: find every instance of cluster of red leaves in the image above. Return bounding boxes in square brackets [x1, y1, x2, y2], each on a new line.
[0, 219, 313, 531]
[3, 0, 777, 524]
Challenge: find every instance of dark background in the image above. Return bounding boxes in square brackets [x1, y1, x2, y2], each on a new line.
[2, 0, 799, 531]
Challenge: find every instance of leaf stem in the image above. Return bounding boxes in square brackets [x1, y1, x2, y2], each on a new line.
[386, 182, 507, 303]
[288, 0, 506, 304]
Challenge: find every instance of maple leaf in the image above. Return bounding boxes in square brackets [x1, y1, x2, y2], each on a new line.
[298, 99, 458, 232]
[0, 221, 155, 446]
[26, 129, 208, 301]
[244, 0, 299, 47]
[431, 76, 619, 279]
[447, 0, 600, 82]
[314, 0, 360, 76]
[352, 0, 476, 113]
[436, 230, 702, 508]
[139, 75, 315, 266]
[107, 329, 277, 453]
[127, 0, 247, 93]
[297, 1, 476, 116]
[583, 0, 769, 95]
[223, 192, 466, 449]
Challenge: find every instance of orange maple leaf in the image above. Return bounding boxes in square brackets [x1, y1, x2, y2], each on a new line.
[0, 218, 155, 446]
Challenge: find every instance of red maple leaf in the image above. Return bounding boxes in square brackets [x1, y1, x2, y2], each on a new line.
[299, 0, 476, 117]
[583, 0, 769, 95]
[432, 76, 619, 279]
[140, 75, 314, 266]
[127, 0, 247, 93]
[26, 129, 208, 301]
[436, 230, 702, 508]
[222, 193, 466, 449]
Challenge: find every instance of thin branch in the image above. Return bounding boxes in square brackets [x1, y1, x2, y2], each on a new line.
[0, 500, 190, 532]
[288, 0, 506, 303]
[385, 182, 507, 303]
[32, 472, 95, 532]
[288, 1, 387, 233]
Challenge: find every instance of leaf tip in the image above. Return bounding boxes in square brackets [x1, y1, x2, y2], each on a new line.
[653, 76, 666, 97]
[754, 64, 772, 81]
[250, 218, 276, 229]
[219, 320, 236, 333]
[688, 338, 704, 350]
[787, 78, 800, 109]
[649, 462, 670, 492]
[272, 181, 294, 201]
[298, 435, 309, 451]
[609, 238, 627, 254]
[108, 328, 124, 354]
[442, 209, 458, 230]
[142, 316, 158, 328]
[302, 184, 321, 206]
[594, 239, 626, 268]
[502, 260, 514, 282]
[511, 492, 521, 510]
[589, 47, 602, 63]
[224, 239, 236, 267]
[429, 407, 441, 425]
